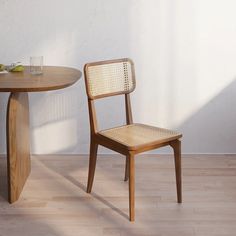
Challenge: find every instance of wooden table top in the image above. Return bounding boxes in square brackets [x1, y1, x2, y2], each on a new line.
[0, 66, 82, 92]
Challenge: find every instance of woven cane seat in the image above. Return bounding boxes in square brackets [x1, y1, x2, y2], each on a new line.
[99, 123, 182, 150]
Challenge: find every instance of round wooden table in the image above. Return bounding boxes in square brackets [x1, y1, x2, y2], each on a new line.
[0, 66, 82, 203]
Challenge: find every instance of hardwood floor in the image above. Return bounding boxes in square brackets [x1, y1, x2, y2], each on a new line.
[0, 154, 236, 236]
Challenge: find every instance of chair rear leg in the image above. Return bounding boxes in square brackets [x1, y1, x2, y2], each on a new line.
[171, 140, 182, 203]
[87, 140, 98, 193]
[124, 155, 129, 181]
[129, 153, 135, 221]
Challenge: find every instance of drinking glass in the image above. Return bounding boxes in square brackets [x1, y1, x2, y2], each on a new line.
[30, 56, 43, 75]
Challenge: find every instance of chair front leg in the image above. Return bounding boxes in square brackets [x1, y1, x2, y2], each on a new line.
[170, 140, 182, 203]
[87, 140, 98, 193]
[124, 155, 129, 181]
[128, 153, 135, 221]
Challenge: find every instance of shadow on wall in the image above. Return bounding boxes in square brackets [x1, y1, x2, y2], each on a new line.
[177, 78, 236, 153]
[29, 83, 89, 154]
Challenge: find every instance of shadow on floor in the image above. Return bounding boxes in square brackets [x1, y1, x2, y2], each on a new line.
[38, 156, 129, 221]
[60, 173, 129, 220]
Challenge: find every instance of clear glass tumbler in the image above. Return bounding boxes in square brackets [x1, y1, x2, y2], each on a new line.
[30, 56, 43, 75]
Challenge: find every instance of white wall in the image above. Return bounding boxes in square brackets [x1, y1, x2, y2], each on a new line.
[0, 0, 236, 154]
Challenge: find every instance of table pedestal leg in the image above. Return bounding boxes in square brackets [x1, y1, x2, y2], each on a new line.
[6, 92, 30, 203]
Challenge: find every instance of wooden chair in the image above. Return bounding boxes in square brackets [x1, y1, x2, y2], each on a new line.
[83, 58, 182, 221]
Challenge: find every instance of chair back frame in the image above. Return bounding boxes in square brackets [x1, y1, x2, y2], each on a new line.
[84, 58, 136, 134]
